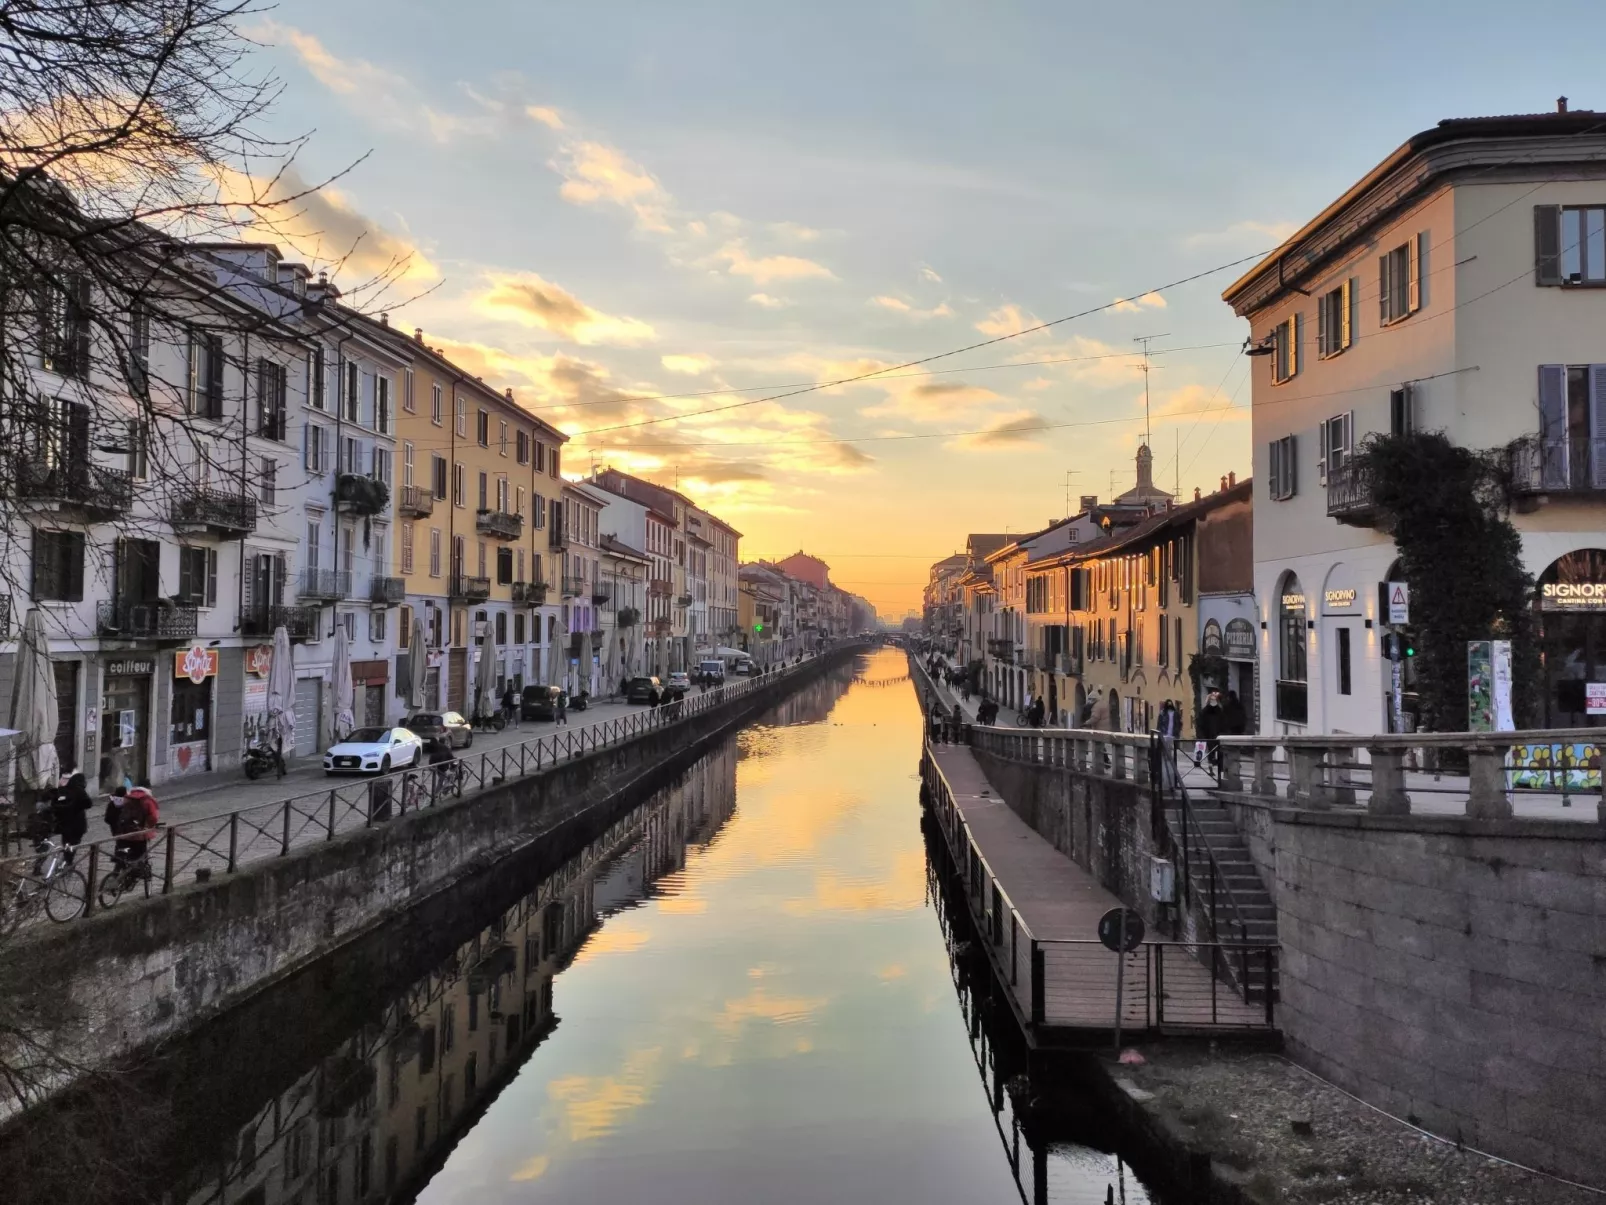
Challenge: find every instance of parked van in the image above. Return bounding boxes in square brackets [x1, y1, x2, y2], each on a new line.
[698, 658, 726, 684]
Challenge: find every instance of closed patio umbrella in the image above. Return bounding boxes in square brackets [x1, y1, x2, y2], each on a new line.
[472, 617, 497, 720]
[331, 624, 355, 740]
[267, 625, 296, 755]
[406, 615, 427, 712]
[10, 608, 59, 791]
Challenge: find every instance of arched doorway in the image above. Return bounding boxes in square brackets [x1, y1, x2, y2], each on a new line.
[1276, 572, 1308, 725]
[1535, 548, 1606, 727]
[1107, 688, 1120, 732]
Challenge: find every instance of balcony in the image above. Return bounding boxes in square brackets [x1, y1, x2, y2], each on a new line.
[368, 575, 405, 606]
[1325, 459, 1383, 528]
[171, 483, 258, 538]
[397, 484, 434, 519]
[548, 525, 567, 551]
[591, 581, 612, 604]
[96, 600, 199, 643]
[14, 458, 133, 520]
[1509, 435, 1606, 508]
[1057, 652, 1083, 677]
[299, 568, 352, 601]
[511, 580, 549, 605]
[677, 593, 693, 607]
[449, 574, 491, 602]
[240, 604, 318, 640]
[334, 473, 389, 517]
[475, 508, 523, 541]
[652, 616, 672, 636]
[648, 577, 673, 597]
[563, 574, 586, 598]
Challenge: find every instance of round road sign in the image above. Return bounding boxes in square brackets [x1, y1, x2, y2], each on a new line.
[1097, 907, 1146, 953]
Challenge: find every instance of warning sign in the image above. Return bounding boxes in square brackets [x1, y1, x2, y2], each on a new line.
[1387, 582, 1410, 625]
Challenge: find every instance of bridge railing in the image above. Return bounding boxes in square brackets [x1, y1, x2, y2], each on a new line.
[1215, 729, 1606, 822]
[0, 644, 869, 929]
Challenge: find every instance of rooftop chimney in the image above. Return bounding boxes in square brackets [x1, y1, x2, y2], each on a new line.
[380, 312, 389, 327]
[1193, 486, 1202, 502]
[1220, 475, 1228, 493]
[1559, 96, 1570, 113]
[504, 388, 514, 401]
[414, 327, 424, 343]
[1079, 494, 1099, 513]
[1228, 470, 1237, 488]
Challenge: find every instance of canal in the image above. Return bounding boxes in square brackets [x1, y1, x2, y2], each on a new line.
[4, 648, 1156, 1204]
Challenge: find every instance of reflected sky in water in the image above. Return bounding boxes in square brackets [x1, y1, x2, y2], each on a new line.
[421, 649, 1020, 1204]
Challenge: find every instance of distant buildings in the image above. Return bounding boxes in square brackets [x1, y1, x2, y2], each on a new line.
[738, 554, 874, 665]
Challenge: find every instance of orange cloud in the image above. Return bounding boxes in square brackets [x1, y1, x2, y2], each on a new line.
[474, 273, 656, 345]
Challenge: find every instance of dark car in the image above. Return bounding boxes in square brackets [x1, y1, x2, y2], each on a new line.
[404, 710, 473, 749]
[521, 684, 563, 720]
[625, 676, 663, 704]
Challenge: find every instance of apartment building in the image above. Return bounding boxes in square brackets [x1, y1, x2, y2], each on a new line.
[1224, 105, 1606, 734]
[561, 482, 605, 695]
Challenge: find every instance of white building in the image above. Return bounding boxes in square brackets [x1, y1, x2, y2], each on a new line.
[1225, 105, 1606, 735]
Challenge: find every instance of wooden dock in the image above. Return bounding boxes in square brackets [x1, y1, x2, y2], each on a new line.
[925, 741, 1271, 1045]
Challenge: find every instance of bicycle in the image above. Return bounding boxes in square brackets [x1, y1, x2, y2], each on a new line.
[8, 836, 88, 923]
[98, 843, 154, 909]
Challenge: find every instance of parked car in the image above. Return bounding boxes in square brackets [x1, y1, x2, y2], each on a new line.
[625, 676, 664, 704]
[325, 727, 426, 776]
[521, 684, 563, 720]
[665, 671, 692, 699]
[697, 658, 726, 684]
[733, 657, 754, 676]
[404, 711, 474, 749]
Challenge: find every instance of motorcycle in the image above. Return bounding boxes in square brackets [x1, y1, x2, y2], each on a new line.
[470, 709, 507, 733]
[242, 742, 283, 780]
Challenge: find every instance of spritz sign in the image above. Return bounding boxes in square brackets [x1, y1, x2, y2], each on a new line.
[176, 644, 219, 684]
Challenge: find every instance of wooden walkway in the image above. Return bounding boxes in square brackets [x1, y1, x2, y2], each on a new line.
[926, 741, 1270, 1042]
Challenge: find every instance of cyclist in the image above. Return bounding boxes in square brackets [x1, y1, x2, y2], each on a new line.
[52, 771, 92, 863]
[104, 784, 158, 875]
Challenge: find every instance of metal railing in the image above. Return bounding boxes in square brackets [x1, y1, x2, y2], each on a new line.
[475, 509, 523, 540]
[562, 575, 586, 597]
[510, 581, 548, 605]
[397, 484, 434, 518]
[1325, 458, 1379, 523]
[170, 483, 259, 536]
[591, 581, 612, 603]
[240, 604, 318, 639]
[368, 575, 405, 606]
[96, 599, 199, 642]
[299, 568, 352, 600]
[1509, 433, 1606, 494]
[449, 574, 491, 602]
[922, 740, 1276, 1034]
[14, 458, 133, 517]
[0, 644, 868, 929]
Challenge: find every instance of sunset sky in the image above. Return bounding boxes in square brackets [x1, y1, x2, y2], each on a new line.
[243, 0, 1603, 615]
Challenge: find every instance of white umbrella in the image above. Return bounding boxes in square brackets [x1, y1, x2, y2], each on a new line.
[267, 625, 296, 755]
[578, 629, 593, 698]
[10, 609, 59, 790]
[407, 615, 427, 712]
[472, 615, 498, 719]
[331, 623, 355, 740]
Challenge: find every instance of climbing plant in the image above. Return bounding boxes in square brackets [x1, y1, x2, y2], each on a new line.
[1352, 431, 1540, 732]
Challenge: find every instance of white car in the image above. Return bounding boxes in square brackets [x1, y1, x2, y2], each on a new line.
[324, 726, 425, 776]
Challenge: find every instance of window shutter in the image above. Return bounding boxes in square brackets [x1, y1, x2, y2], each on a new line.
[1289, 313, 1300, 377]
[1285, 435, 1297, 498]
[1341, 278, 1354, 349]
[206, 335, 224, 414]
[1538, 365, 1566, 439]
[273, 553, 287, 605]
[71, 277, 91, 375]
[65, 532, 84, 601]
[31, 530, 49, 599]
[206, 548, 218, 607]
[1410, 232, 1425, 312]
[1535, 205, 1563, 286]
[1379, 254, 1392, 323]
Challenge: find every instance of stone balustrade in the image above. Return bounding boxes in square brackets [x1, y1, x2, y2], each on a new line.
[968, 724, 1156, 785]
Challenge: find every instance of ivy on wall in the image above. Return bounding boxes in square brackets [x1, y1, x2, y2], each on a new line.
[1353, 431, 1539, 731]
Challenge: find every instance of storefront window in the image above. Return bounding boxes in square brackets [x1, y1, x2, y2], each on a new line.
[1277, 574, 1308, 724]
[172, 676, 212, 748]
[1536, 548, 1606, 727]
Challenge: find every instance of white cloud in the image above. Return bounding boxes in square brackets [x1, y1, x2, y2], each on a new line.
[1110, 291, 1167, 313]
[526, 105, 564, 130]
[948, 411, 1052, 452]
[1183, 219, 1299, 249]
[473, 272, 656, 345]
[551, 140, 672, 233]
[920, 266, 942, 283]
[974, 303, 1043, 339]
[872, 295, 952, 320]
[871, 295, 911, 312]
[711, 240, 834, 284]
[748, 293, 788, 309]
[661, 353, 715, 375]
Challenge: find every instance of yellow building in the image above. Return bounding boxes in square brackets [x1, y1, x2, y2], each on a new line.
[374, 322, 569, 713]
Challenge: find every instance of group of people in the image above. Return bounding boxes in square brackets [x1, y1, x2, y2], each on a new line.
[24, 771, 161, 877]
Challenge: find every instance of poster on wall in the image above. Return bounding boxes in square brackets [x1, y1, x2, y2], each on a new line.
[1587, 683, 1606, 715]
[1508, 741, 1601, 791]
[1491, 641, 1514, 731]
[1467, 641, 1494, 732]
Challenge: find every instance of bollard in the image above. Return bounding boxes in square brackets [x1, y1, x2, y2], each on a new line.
[1466, 743, 1514, 819]
[1366, 746, 1410, 815]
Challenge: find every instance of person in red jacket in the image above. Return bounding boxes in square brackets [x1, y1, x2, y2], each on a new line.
[105, 784, 159, 871]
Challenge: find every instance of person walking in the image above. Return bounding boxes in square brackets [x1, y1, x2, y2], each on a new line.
[1223, 689, 1247, 736]
[502, 684, 520, 730]
[52, 771, 92, 863]
[1197, 690, 1225, 777]
[556, 689, 569, 726]
[1156, 700, 1181, 788]
[1029, 694, 1046, 728]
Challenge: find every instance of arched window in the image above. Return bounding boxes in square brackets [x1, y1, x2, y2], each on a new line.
[1277, 572, 1308, 723]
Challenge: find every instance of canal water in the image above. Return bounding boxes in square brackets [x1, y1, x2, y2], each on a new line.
[5, 648, 1156, 1204]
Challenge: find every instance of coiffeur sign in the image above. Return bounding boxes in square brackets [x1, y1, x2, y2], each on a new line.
[176, 644, 219, 685]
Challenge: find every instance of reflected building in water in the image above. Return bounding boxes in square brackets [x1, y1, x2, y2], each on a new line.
[170, 740, 738, 1205]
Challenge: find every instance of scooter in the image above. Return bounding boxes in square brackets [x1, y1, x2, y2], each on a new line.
[242, 742, 283, 780]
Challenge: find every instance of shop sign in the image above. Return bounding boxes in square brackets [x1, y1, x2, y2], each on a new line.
[106, 659, 154, 677]
[176, 644, 219, 684]
[1588, 683, 1606, 716]
[1280, 593, 1306, 611]
[1201, 618, 1224, 656]
[351, 659, 389, 685]
[245, 645, 273, 677]
[1323, 588, 1357, 608]
[1224, 619, 1256, 659]
[1540, 581, 1606, 610]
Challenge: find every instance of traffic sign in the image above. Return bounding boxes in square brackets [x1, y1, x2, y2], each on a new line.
[1387, 582, 1410, 625]
[1097, 907, 1146, 953]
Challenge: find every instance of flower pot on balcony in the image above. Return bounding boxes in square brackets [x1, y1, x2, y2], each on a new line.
[335, 473, 389, 516]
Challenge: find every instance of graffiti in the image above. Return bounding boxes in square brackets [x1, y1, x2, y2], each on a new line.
[1507, 741, 1601, 790]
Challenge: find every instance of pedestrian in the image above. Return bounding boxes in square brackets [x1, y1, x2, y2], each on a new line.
[556, 689, 569, 726]
[1197, 690, 1225, 776]
[1029, 694, 1046, 728]
[1156, 700, 1181, 788]
[104, 784, 158, 875]
[502, 684, 519, 730]
[1223, 689, 1247, 736]
[52, 771, 92, 863]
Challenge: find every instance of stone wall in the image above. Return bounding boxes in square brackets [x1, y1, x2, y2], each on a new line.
[1274, 809, 1606, 1183]
[0, 650, 860, 1090]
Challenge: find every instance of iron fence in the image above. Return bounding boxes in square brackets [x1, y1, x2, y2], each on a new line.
[0, 645, 867, 929]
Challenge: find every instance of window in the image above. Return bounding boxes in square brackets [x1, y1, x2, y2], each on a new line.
[40, 276, 90, 378]
[517, 429, 529, 464]
[342, 611, 356, 641]
[534, 492, 545, 528]
[432, 382, 444, 425]
[477, 409, 490, 447]
[256, 359, 287, 440]
[1278, 574, 1309, 723]
[403, 441, 414, 487]
[1268, 434, 1297, 501]
[455, 395, 467, 436]
[130, 303, 150, 395]
[1271, 314, 1300, 384]
[551, 446, 560, 477]
[178, 547, 218, 607]
[310, 345, 327, 410]
[451, 535, 466, 580]
[516, 485, 525, 517]
[188, 331, 224, 418]
[403, 368, 416, 413]
[305, 520, 321, 572]
[1379, 233, 1426, 323]
[399, 605, 412, 647]
[1316, 279, 1355, 357]
[478, 470, 488, 510]
[260, 457, 276, 505]
[342, 435, 362, 474]
[453, 463, 465, 508]
[497, 546, 513, 584]
[477, 540, 487, 577]
[497, 476, 509, 512]
[535, 440, 545, 472]
[1535, 204, 1606, 285]
[344, 361, 360, 423]
[493, 613, 506, 646]
[1390, 385, 1415, 436]
[127, 419, 149, 480]
[433, 454, 448, 500]
[1337, 626, 1352, 696]
[402, 522, 415, 573]
[304, 423, 327, 472]
[517, 549, 526, 582]
[371, 446, 391, 485]
[429, 528, 442, 577]
[499, 421, 508, 456]
[1158, 612, 1169, 667]
[376, 375, 393, 434]
[31, 529, 85, 601]
[1318, 412, 1352, 484]
[370, 608, 386, 643]
[515, 613, 525, 644]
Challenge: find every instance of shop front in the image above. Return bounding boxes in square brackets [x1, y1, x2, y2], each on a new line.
[1535, 547, 1606, 728]
[99, 657, 151, 790]
[351, 659, 390, 727]
[242, 644, 273, 750]
[170, 643, 218, 779]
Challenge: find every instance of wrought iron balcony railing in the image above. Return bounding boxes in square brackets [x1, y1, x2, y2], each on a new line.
[14, 458, 133, 519]
[397, 483, 434, 518]
[511, 580, 549, 605]
[240, 604, 318, 639]
[1509, 434, 1606, 495]
[96, 600, 199, 642]
[299, 568, 352, 600]
[475, 508, 523, 541]
[563, 575, 586, 597]
[335, 473, 389, 516]
[368, 575, 405, 606]
[1325, 458, 1382, 527]
[648, 577, 673, 597]
[449, 574, 491, 602]
[592, 581, 612, 604]
[171, 483, 258, 537]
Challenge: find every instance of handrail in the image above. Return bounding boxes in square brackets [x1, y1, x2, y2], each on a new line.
[0, 644, 870, 925]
